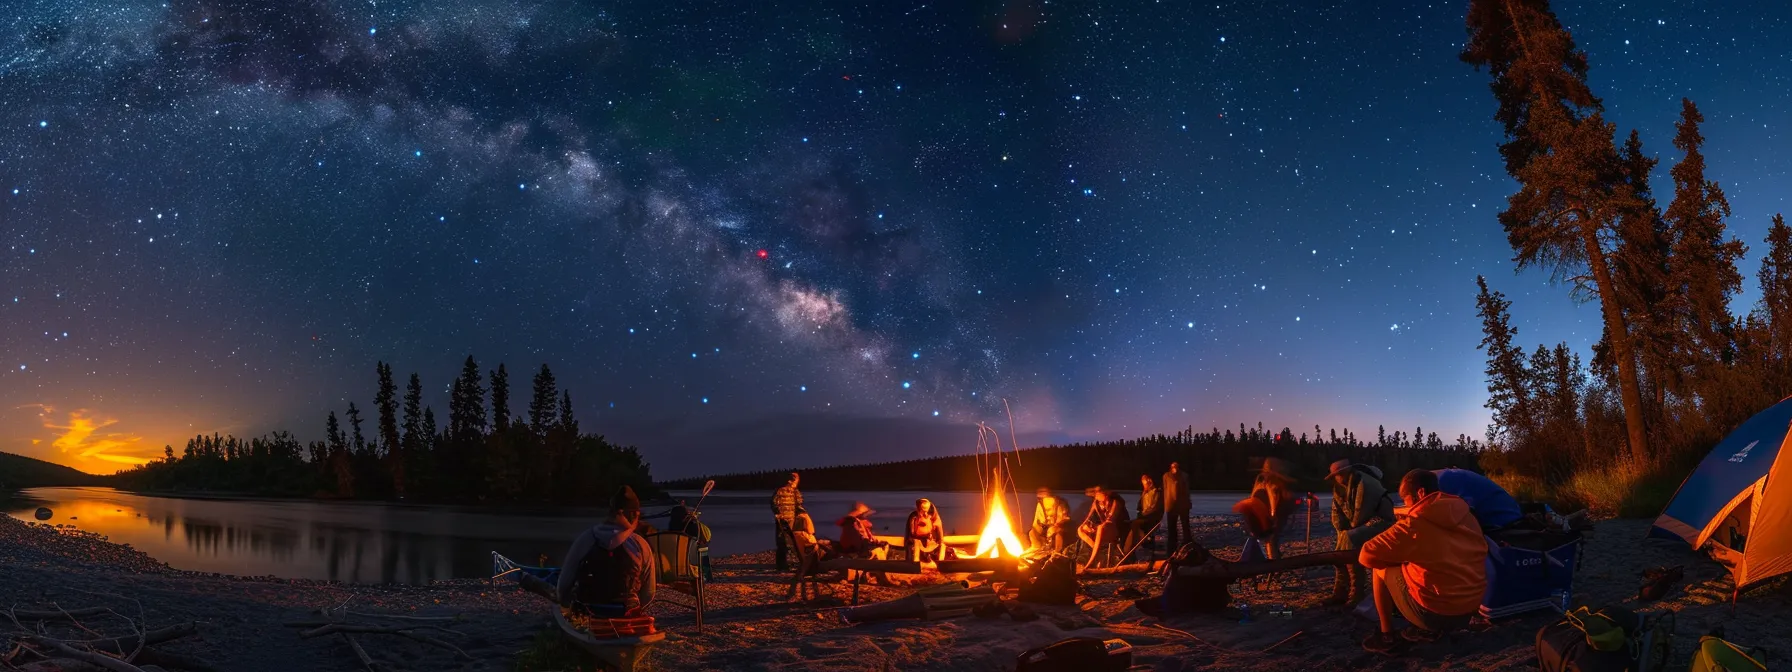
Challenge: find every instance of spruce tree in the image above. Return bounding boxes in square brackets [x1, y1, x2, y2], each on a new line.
[529, 364, 558, 431]
[1757, 214, 1792, 381]
[559, 390, 579, 436]
[346, 402, 366, 455]
[1663, 99, 1747, 386]
[375, 363, 399, 457]
[491, 364, 511, 433]
[1477, 275, 1532, 445]
[1463, 0, 1652, 459]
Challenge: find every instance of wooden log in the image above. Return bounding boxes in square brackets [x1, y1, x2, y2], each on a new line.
[17, 637, 146, 672]
[341, 633, 378, 672]
[816, 558, 922, 575]
[839, 594, 925, 623]
[72, 624, 198, 656]
[1078, 562, 1156, 576]
[924, 608, 973, 621]
[920, 594, 998, 610]
[874, 534, 979, 547]
[13, 607, 111, 621]
[933, 557, 1020, 574]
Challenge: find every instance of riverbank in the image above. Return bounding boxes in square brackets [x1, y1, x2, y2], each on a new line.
[4, 512, 1786, 671]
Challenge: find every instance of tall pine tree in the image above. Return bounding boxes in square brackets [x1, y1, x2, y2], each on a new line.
[1476, 275, 1532, 445]
[1663, 98, 1746, 392]
[1463, 0, 1652, 459]
[375, 363, 399, 457]
[529, 364, 558, 431]
[1757, 214, 1792, 383]
[491, 364, 511, 433]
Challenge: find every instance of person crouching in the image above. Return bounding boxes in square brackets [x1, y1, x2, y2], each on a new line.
[1357, 470, 1488, 653]
[557, 485, 657, 616]
[838, 502, 892, 585]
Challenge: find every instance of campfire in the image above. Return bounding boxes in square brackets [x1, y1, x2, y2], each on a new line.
[972, 491, 1027, 559]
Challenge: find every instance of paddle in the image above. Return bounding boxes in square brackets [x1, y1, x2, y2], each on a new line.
[692, 479, 716, 514]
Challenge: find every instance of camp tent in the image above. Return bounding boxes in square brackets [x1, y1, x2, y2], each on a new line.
[1650, 395, 1792, 591]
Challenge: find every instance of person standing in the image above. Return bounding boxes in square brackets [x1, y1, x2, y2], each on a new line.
[1325, 459, 1395, 607]
[1162, 462, 1192, 555]
[771, 472, 804, 571]
[1128, 474, 1164, 562]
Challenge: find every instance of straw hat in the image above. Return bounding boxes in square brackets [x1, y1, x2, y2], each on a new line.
[848, 501, 876, 517]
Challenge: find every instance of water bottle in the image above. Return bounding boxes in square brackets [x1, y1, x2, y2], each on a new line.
[1554, 590, 1570, 613]
[1237, 601, 1253, 623]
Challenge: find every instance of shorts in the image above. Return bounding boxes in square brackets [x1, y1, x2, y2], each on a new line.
[1381, 568, 1474, 632]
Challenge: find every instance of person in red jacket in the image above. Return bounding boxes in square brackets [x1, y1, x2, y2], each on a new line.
[1357, 470, 1488, 653]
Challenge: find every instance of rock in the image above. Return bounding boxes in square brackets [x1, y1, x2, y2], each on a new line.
[35, 507, 52, 520]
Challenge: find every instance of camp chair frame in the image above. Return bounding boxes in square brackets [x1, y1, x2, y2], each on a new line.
[784, 526, 836, 602]
[641, 531, 706, 633]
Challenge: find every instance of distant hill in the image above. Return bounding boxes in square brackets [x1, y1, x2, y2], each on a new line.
[0, 451, 102, 490]
[662, 428, 1484, 492]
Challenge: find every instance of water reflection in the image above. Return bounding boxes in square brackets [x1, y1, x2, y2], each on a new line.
[4, 486, 1307, 584]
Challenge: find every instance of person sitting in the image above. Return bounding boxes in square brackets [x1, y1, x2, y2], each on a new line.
[1433, 468, 1523, 531]
[791, 511, 835, 560]
[1077, 486, 1129, 572]
[1128, 474, 1164, 562]
[1030, 487, 1073, 554]
[837, 502, 892, 585]
[1325, 459, 1396, 607]
[904, 498, 947, 564]
[1358, 470, 1489, 653]
[556, 485, 657, 616]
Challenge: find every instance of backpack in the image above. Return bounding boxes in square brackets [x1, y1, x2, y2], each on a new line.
[1536, 606, 1675, 672]
[571, 530, 638, 608]
[1159, 542, 1231, 613]
[1014, 637, 1129, 672]
[1017, 554, 1077, 606]
[1690, 628, 1767, 672]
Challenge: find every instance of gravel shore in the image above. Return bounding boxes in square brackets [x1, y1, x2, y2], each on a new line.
[5, 510, 1787, 671]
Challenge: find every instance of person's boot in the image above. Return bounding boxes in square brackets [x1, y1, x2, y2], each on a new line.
[1322, 569, 1351, 606]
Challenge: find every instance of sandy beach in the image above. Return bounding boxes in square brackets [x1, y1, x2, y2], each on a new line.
[3, 511, 1786, 671]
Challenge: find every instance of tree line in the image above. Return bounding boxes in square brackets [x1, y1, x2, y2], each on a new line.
[1462, 1, 1792, 514]
[110, 358, 661, 505]
[665, 424, 1483, 492]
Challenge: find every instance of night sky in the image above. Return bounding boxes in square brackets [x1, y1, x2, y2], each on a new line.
[4, 1, 1789, 478]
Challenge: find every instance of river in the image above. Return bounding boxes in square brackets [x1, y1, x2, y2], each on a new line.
[4, 487, 1333, 584]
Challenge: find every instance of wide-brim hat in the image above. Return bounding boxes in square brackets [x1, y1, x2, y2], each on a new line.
[1324, 459, 1355, 480]
[1255, 457, 1298, 482]
[849, 501, 875, 517]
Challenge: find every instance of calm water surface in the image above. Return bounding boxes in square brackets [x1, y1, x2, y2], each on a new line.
[5, 487, 1331, 584]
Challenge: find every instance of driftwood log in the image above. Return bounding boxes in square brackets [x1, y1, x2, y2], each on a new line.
[841, 585, 996, 623]
[1173, 549, 1357, 581]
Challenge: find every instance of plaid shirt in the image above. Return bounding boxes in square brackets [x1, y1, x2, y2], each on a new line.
[772, 484, 803, 521]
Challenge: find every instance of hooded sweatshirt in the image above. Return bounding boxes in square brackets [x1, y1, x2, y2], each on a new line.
[556, 520, 657, 609]
[1358, 492, 1487, 616]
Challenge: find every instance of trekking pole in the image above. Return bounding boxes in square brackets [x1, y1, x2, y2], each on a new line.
[1305, 493, 1313, 555]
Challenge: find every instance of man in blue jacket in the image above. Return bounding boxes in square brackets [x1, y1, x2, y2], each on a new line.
[1433, 468, 1522, 530]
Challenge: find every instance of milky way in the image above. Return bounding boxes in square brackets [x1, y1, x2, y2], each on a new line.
[3, 1, 1790, 476]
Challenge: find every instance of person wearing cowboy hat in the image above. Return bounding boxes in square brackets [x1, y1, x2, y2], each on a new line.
[1324, 458, 1395, 607]
[836, 501, 892, 585]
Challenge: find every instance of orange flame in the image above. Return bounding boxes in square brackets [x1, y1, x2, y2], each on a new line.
[973, 493, 1027, 558]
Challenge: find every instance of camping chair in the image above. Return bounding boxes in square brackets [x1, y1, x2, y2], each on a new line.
[784, 527, 834, 602]
[1078, 527, 1127, 569]
[642, 532, 706, 632]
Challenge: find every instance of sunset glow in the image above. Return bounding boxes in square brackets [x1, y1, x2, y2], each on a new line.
[14, 405, 160, 474]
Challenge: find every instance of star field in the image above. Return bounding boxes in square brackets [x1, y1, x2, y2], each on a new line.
[2, 0, 1790, 476]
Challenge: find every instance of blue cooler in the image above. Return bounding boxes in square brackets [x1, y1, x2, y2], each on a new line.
[1480, 529, 1581, 618]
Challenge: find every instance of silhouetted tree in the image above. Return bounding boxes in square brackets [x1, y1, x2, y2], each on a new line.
[491, 364, 511, 434]
[1463, 0, 1651, 459]
[1662, 99, 1746, 403]
[375, 363, 399, 457]
[529, 364, 558, 431]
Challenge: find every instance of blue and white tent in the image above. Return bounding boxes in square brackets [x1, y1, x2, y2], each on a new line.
[1651, 396, 1792, 591]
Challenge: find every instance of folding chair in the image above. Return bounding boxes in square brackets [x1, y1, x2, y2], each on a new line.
[641, 532, 706, 632]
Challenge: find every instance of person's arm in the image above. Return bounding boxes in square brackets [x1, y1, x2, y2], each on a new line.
[1352, 479, 1384, 528]
[556, 531, 595, 604]
[1357, 517, 1416, 569]
[1330, 487, 1346, 530]
[771, 488, 781, 515]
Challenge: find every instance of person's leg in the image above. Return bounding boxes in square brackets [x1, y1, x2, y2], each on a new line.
[1029, 524, 1046, 551]
[1371, 568, 1396, 633]
[774, 520, 791, 571]
[1165, 512, 1182, 555]
[1263, 531, 1280, 561]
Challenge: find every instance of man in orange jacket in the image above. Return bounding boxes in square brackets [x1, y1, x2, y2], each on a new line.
[1357, 470, 1487, 653]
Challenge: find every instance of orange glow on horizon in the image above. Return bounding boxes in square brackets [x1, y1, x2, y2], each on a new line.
[13, 405, 160, 474]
